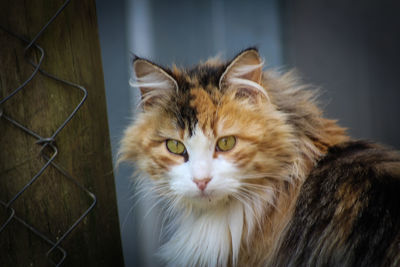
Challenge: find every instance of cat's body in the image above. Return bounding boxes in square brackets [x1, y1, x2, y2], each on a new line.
[120, 48, 400, 266]
[270, 141, 400, 267]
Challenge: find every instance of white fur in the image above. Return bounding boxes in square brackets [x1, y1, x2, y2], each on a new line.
[228, 77, 270, 101]
[227, 61, 269, 101]
[130, 67, 179, 107]
[159, 201, 244, 267]
[129, 72, 173, 90]
[219, 59, 269, 101]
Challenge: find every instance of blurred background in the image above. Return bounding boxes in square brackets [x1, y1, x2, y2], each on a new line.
[95, 0, 400, 266]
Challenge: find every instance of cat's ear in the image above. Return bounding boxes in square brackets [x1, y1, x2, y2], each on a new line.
[219, 48, 268, 101]
[132, 58, 178, 108]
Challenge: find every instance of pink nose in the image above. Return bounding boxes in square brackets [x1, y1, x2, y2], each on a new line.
[193, 178, 211, 191]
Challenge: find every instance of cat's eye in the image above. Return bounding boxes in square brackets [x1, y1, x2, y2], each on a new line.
[166, 139, 186, 155]
[216, 136, 236, 152]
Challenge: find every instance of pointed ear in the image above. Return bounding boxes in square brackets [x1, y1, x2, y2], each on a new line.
[132, 58, 178, 108]
[219, 49, 268, 101]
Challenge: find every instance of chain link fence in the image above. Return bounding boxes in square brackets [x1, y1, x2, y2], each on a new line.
[0, 0, 98, 265]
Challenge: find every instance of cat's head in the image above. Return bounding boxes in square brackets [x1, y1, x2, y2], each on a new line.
[120, 48, 297, 210]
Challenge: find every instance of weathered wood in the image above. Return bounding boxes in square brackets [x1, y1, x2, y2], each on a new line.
[0, 0, 124, 266]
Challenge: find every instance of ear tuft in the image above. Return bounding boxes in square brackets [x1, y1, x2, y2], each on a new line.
[219, 49, 268, 101]
[131, 58, 178, 108]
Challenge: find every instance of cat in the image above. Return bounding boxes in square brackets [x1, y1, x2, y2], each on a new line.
[119, 48, 400, 266]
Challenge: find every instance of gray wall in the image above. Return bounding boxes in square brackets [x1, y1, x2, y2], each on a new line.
[128, 0, 283, 66]
[95, 0, 140, 266]
[282, 0, 400, 149]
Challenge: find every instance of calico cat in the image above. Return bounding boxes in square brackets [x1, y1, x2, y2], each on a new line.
[119, 48, 400, 266]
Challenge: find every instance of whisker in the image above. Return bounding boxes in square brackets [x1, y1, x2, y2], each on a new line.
[121, 199, 136, 232]
[242, 188, 278, 210]
[143, 197, 166, 219]
[232, 193, 264, 237]
[240, 182, 289, 196]
[238, 172, 294, 183]
[239, 186, 281, 213]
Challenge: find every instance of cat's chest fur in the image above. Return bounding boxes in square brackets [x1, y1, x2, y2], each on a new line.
[159, 201, 245, 267]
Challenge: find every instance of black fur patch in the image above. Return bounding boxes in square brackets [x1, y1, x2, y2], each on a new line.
[171, 74, 197, 135]
[187, 64, 226, 90]
[271, 141, 400, 266]
[166, 63, 227, 136]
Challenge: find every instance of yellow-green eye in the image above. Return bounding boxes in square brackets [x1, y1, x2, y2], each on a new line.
[166, 139, 186, 155]
[216, 136, 236, 152]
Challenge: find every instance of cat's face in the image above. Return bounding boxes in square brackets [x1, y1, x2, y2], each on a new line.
[121, 49, 296, 210]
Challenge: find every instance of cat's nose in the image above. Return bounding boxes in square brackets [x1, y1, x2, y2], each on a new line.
[193, 178, 211, 191]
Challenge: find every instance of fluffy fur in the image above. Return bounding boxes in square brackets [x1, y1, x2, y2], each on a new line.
[269, 141, 400, 266]
[119, 48, 399, 266]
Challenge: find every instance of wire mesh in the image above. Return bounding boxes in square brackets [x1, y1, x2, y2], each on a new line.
[0, 0, 97, 265]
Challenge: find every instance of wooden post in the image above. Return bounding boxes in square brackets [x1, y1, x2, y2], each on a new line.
[0, 0, 124, 266]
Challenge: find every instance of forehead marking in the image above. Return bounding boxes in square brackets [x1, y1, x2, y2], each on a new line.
[189, 88, 217, 133]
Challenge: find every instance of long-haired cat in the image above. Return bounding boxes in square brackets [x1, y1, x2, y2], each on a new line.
[119, 48, 400, 266]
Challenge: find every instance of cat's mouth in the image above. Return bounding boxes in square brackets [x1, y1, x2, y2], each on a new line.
[190, 189, 228, 205]
[195, 190, 212, 199]
[199, 190, 213, 200]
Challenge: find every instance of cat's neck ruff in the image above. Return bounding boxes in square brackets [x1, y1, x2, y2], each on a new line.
[159, 200, 247, 267]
